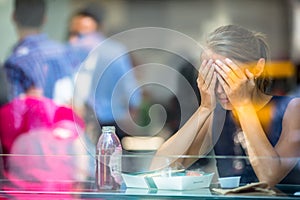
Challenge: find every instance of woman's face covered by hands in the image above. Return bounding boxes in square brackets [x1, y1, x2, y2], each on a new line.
[200, 50, 259, 110]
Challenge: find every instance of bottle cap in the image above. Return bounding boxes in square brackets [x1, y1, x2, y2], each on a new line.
[102, 126, 116, 132]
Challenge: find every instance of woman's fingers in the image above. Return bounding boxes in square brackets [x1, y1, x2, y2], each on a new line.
[198, 59, 207, 84]
[210, 71, 217, 91]
[214, 62, 235, 87]
[199, 59, 208, 71]
[204, 63, 215, 90]
[215, 59, 250, 88]
[199, 59, 214, 89]
[216, 73, 229, 93]
[245, 68, 254, 80]
[215, 60, 235, 81]
[225, 58, 245, 79]
[200, 59, 213, 78]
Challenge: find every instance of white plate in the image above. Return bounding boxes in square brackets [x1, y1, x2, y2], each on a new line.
[122, 173, 149, 189]
[152, 173, 214, 190]
[122, 172, 214, 190]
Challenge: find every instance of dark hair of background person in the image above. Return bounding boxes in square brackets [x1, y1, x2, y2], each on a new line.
[14, 0, 46, 28]
[73, 3, 105, 28]
[166, 60, 201, 133]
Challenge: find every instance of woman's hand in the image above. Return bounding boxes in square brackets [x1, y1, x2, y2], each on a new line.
[197, 59, 217, 111]
[214, 58, 255, 108]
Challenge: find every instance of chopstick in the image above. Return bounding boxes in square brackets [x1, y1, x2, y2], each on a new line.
[144, 169, 186, 177]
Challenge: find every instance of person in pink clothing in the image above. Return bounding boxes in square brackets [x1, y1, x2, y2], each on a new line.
[0, 91, 84, 157]
[0, 87, 88, 195]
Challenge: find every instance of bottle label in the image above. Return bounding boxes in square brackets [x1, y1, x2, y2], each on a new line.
[109, 147, 122, 184]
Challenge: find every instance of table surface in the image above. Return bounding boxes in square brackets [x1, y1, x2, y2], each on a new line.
[1, 181, 299, 200]
[1, 154, 299, 199]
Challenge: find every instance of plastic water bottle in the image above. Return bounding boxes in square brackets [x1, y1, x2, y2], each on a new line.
[96, 126, 122, 190]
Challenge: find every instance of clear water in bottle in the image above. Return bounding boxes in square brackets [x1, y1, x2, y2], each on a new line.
[96, 126, 122, 190]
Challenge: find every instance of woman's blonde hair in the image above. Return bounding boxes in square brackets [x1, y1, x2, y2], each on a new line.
[206, 24, 272, 93]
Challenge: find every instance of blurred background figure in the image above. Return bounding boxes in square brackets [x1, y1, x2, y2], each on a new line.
[0, 87, 91, 193]
[68, 3, 142, 143]
[4, 0, 75, 106]
[68, 2, 105, 52]
[0, 0, 95, 195]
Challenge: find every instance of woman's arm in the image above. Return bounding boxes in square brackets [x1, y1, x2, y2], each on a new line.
[236, 98, 300, 186]
[215, 58, 300, 186]
[150, 59, 217, 170]
[149, 106, 214, 170]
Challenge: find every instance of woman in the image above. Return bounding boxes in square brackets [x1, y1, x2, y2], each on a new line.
[150, 25, 300, 186]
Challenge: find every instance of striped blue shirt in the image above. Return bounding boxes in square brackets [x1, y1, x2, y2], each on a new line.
[4, 34, 75, 100]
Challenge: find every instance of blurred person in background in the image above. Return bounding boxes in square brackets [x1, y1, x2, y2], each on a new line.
[4, 0, 75, 106]
[0, 83, 91, 194]
[0, 0, 95, 194]
[68, 3, 141, 142]
[151, 25, 300, 187]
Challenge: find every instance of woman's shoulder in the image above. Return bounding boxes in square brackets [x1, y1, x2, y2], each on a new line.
[274, 95, 300, 118]
[271, 95, 300, 106]
[286, 96, 300, 111]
